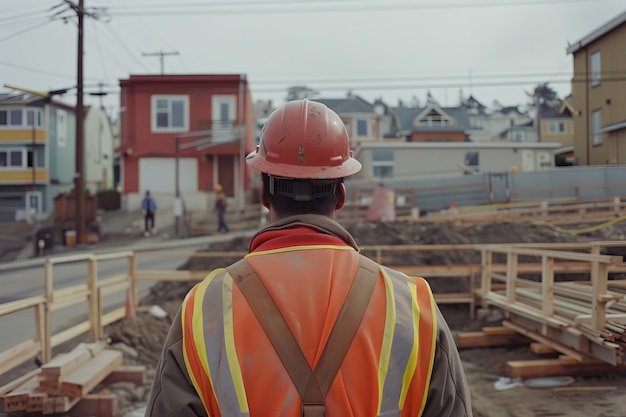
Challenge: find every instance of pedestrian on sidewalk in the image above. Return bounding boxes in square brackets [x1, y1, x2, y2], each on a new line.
[214, 184, 229, 233]
[141, 190, 157, 237]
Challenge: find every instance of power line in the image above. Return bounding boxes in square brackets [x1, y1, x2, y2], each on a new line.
[0, 19, 53, 43]
[106, 0, 610, 16]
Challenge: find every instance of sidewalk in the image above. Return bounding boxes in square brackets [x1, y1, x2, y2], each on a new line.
[0, 209, 258, 271]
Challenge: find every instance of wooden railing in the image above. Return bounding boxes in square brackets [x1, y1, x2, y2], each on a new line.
[1, 241, 625, 377]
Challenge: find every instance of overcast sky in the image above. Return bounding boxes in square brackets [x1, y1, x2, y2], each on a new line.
[2, 0, 625, 119]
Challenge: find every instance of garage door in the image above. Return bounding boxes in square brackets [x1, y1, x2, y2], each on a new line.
[139, 157, 198, 194]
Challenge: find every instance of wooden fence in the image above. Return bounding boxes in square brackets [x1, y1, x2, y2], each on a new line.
[1, 240, 626, 378]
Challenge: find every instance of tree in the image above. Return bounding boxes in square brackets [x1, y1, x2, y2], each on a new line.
[285, 85, 319, 102]
[526, 82, 560, 110]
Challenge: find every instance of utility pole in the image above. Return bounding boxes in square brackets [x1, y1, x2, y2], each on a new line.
[56, 0, 108, 246]
[142, 51, 179, 75]
[75, 0, 86, 245]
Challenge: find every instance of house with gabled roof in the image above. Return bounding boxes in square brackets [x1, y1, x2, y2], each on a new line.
[315, 93, 392, 146]
[461, 94, 532, 141]
[539, 98, 574, 146]
[389, 102, 471, 142]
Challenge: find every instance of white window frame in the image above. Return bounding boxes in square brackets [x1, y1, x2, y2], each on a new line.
[151, 95, 190, 132]
[0, 148, 27, 169]
[211, 94, 237, 130]
[0, 107, 43, 129]
[591, 109, 602, 146]
[548, 121, 565, 133]
[372, 150, 394, 179]
[356, 118, 369, 137]
[590, 51, 601, 87]
[57, 109, 67, 148]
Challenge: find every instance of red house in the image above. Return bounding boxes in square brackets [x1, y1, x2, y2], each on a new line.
[117, 74, 255, 212]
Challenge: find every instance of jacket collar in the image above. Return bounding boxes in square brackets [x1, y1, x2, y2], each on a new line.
[249, 214, 360, 252]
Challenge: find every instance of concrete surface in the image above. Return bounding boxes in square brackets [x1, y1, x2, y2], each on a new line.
[0, 209, 259, 272]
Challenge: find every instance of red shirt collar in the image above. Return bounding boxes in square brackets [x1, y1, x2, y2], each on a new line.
[250, 226, 350, 252]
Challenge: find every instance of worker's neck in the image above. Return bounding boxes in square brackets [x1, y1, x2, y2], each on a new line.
[268, 208, 336, 224]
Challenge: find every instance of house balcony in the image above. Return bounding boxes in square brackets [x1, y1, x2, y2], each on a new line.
[0, 169, 48, 184]
[0, 129, 47, 143]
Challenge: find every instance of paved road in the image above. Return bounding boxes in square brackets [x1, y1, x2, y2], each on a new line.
[0, 231, 257, 356]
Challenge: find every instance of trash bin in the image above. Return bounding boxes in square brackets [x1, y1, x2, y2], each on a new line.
[65, 230, 77, 248]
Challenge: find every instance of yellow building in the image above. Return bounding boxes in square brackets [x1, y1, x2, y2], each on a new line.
[567, 11, 626, 165]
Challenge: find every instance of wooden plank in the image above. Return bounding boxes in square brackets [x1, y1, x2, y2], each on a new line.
[38, 379, 61, 396]
[60, 350, 123, 398]
[43, 395, 80, 414]
[0, 338, 40, 376]
[434, 293, 474, 304]
[482, 326, 517, 335]
[41, 342, 104, 378]
[102, 365, 146, 386]
[506, 359, 624, 379]
[0, 369, 40, 396]
[454, 330, 532, 348]
[26, 391, 47, 413]
[0, 374, 39, 412]
[65, 393, 118, 417]
[530, 343, 557, 355]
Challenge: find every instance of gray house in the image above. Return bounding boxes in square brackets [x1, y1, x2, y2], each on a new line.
[351, 141, 562, 181]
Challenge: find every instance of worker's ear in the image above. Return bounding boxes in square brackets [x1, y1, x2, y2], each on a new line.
[261, 182, 271, 210]
[335, 183, 346, 210]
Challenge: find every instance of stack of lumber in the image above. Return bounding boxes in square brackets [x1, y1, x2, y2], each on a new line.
[486, 278, 626, 365]
[0, 342, 142, 416]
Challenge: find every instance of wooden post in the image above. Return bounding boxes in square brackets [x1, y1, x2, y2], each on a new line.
[541, 256, 554, 318]
[506, 250, 518, 304]
[127, 253, 137, 318]
[480, 249, 493, 300]
[34, 303, 45, 361]
[590, 244, 608, 331]
[87, 257, 98, 341]
[43, 260, 54, 363]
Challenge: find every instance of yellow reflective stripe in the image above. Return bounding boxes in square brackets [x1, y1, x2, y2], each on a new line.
[399, 281, 419, 408]
[247, 245, 355, 257]
[418, 288, 438, 417]
[377, 268, 396, 415]
[182, 270, 220, 411]
[222, 272, 249, 413]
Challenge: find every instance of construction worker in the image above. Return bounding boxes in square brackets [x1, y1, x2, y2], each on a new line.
[214, 183, 229, 233]
[145, 100, 472, 417]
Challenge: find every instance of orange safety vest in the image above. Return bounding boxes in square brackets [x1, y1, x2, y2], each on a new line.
[182, 245, 437, 417]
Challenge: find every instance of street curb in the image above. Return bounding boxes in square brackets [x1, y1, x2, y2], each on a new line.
[0, 230, 258, 273]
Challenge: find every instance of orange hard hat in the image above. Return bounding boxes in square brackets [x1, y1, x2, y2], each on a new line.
[246, 99, 361, 179]
[214, 184, 223, 192]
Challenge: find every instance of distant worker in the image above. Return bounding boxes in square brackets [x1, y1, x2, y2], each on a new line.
[145, 100, 472, 417]
[141, 190, 157, 237]
[214, 183, 229, 233]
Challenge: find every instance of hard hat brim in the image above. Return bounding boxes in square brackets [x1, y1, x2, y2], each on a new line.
[246, 149, 362, 179]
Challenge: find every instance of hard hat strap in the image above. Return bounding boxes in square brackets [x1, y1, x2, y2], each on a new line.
[268, 176, 339, 202]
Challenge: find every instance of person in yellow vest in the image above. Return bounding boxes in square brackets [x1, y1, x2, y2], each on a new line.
[145, 100, 472, 417]
[214, 183, 229, 233]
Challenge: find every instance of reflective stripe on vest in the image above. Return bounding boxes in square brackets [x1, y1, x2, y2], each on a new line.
[182, 249, 437, 417]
